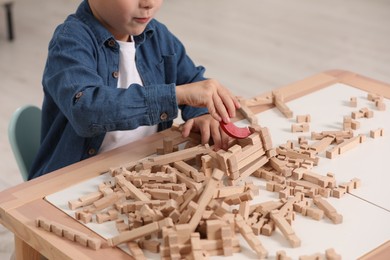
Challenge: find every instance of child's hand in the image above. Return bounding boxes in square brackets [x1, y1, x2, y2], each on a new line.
[176, 79, 240, 124]
[181, 114, 229, 151]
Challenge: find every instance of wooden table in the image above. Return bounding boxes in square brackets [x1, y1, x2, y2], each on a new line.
[1, 70, 389, 259]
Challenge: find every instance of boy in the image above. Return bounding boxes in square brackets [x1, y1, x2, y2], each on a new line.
[29, 0, 240, 180]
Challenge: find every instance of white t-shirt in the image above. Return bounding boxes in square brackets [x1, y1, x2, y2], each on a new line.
[99, 39, 157, 153]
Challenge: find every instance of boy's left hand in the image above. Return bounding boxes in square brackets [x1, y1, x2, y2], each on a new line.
[181, 114, 229, 151]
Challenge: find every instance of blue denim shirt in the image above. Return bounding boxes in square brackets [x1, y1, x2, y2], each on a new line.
[29, 0, 208, 180]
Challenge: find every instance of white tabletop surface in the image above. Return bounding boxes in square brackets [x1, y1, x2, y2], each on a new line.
[239, 83, 390, 211]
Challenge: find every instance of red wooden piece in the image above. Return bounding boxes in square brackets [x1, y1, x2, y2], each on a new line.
[220, 122, 251, 139]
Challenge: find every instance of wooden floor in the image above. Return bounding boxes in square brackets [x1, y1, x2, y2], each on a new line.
[0, 0, 389, 258]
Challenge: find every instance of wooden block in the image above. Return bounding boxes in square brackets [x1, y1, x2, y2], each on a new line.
[270, 210, 301, 248]
[251, 218, 266, 235]
[301, 206, 324, 221]
[273, 92, 293, 118]
[163, 137, 174, 154]
[302, 171, 335, 188]
[224, 190, 254, 205]
[178, 201, 198, 224]
[68, 191, 104, 210]
[259, 127, 274, 150]
[325, 248, 342, 260]
[188, 169, 223, 233]
[235, 146, 266, 170]
[338, 136, 361, 154]
[75, 211, 93, 224]
[352, 110, 364, 119]
[370, 128, 384, 138]
[296, 114, 311, 123]
[313, 195, 342, 224]
[266, 181, 276, 192]
[239, 201, 250, 220]
[261, 222, 274, 236]
[190, 232, 205, 259]
[221, 225, 234, 256]
[350, 178, 362, 189]
[173, 224, 192, 244]
[351, 119, 360, 130]
[277, 250, 292, 260]
[277, 148, 319, 166]
[326, 135, 365, 159]
[169, 166, 203, 192]
[149, 144, 211, 166]
[326, 146, 339, 159]
[310, 136, 334, 154]
[173, 160, 205, 183]
[108, 218, 173, 246]
[179, 188, 198, 212]
[291, 123, 310, 133]
[376, 100, 386, 111]
[350, 97, 357, 107]
[235, 215, 268, 258]
[312, 130, 353, 140]
[200, 154, 215, 178]
[238, 104, 258, 125]
[138, 239, 160, 253]
[115, 219, 129, 233]
[206, 219, 223, 240]
[127, 241, 146, 260]
[235, 155, 269, 182]
[116, 175, 150, 202]
[215, 185, 246, 198]
[331, 187, 346, 198]
[367, 93, 380, 101]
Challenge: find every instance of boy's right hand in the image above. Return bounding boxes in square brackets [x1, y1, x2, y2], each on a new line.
[176, 79, 241, 123]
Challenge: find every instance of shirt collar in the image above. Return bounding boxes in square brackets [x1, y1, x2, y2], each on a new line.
[75, 0, 155, 48]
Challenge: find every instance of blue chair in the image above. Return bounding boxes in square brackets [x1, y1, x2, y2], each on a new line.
[8, 105, 41, 181]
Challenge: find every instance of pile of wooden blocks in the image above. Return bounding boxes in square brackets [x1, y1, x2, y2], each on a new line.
[64, 126, 275, 259]
[56, 125, 351, 259]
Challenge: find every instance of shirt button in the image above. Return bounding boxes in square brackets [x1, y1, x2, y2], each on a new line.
[74, 92, 83, 103]
[160, 112, 168, 121]
[107, 39, 116, 47]
[112, 71, 119, 78]
[88, 148, 96, 156]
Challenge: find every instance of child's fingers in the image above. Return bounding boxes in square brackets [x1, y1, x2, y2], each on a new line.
[213, 85, 239, 122]
[220, 129, 230, 150]
[212, 94, 230, 123]
[206, 100, 222, 123]
[219, 89, 237, 118]
[181, 119, 194, 138]
[199, 122, 211, 145]
[210, 123, 222, 150]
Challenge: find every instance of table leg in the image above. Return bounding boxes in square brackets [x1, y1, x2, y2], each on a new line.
[14, 235, 42, 260]
[4, 2, 14, 41]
